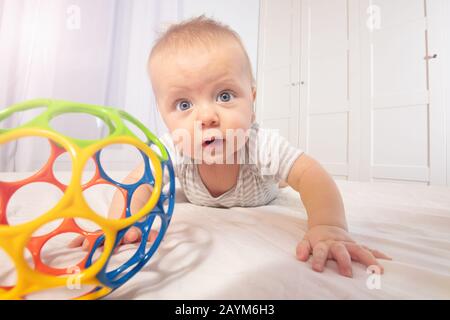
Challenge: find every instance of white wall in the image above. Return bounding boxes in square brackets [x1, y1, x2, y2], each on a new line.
[443, 0, 450, 186]
[0, 0, 261, 172]
[118, 0, 261, 138]
[181, 0, 260, 80]
[103, 0, 261, 138]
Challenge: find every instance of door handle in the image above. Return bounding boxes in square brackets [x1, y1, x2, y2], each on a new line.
[424, 54, 438, 60]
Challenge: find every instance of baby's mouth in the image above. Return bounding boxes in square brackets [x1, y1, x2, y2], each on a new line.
[202, 137, 223, 148]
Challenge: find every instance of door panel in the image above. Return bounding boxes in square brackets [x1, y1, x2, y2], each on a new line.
[300, 0, 351, 178]
[256, 0, 300, 148]
[360, 0, 430, 183]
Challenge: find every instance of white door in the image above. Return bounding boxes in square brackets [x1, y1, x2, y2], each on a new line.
[256, 0, 300, 146]
[298, 0, 358, 180]
[359, 0, 437, 184]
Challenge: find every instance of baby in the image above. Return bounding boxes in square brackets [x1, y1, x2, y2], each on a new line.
[71, 16, 390, 277]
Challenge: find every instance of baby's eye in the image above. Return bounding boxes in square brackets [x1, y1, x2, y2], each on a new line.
[176, 100, 192, 111]
[216, 91, 235, 103]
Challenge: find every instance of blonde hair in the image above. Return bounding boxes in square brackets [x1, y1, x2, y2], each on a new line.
[148, 15, 255, 85]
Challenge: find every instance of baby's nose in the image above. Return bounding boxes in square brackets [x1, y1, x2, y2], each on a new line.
[197, 106, 219, 128]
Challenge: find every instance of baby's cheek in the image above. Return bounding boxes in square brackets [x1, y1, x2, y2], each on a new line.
[228, 107, 253, 125]
[170, 127, 195, 157]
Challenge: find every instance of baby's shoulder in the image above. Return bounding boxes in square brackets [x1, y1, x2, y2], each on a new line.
[245, 122, 304, 182]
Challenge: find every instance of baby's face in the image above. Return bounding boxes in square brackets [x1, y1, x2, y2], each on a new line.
[149, 40, 255, 164]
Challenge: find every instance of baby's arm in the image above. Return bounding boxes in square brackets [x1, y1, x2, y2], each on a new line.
[108, 163, 152, 218]
[287, 155, 347, 230]
[286, 154, 390, 277]
[69, 163, 156, 249]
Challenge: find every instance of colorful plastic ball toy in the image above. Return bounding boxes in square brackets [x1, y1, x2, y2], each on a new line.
[0, 99, 175, 299]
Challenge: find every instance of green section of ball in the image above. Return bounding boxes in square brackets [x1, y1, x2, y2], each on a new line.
[0, 99, 168, 161]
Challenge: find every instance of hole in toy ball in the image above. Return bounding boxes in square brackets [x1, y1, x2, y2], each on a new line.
[73, 218, 103, 233]
[52, 152, 72, 174]
[94, 214, 163, 283]
[150, 142, 164, 159]
[140, 215, 163, 272]
[122, 118, 149, 144]
[98, 143, 146, 183]
[34, 221, 101, 270]
[50, 113, 110, 140]
[0, 106, 47, 129]
[0, 137, 51, 182]
[104, 243, 139, 275]
[162, 182, 171, 198]
[83, 183, 125, 220]
[162, 198, 170, 213]
[6, 183, 63, 228]
[88, 237, 134, 277]
[28, 219, 106, 273]
[147, 214, 162, 246]
[40, 232, 88, 269]
[32, 218, 64, 237]
[24, 248, 34, 270]
[0, 248, 16, 288]
[130, 184, 155, 222]
[25, 284, 97, 300]
[80, 157, 97, 185]
[53, 153, 96, 185]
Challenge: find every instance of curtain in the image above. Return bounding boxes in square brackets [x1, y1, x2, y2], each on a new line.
[0, 0, 181, 171]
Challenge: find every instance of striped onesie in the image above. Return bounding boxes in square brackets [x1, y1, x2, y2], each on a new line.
[160, 122, 304, 208]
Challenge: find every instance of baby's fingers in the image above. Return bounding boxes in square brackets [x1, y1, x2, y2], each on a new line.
[123, 227, 142, 244]
[123, 227, 159, 245]
[296, 239, 312, 262]
[311, 242, 329, 272]
[68, 235, 91, 252]
[148, 230, 159, 243]
[68, 235, 86, 249]
[361, 245, 392, 261]
[346, 243, 384, 274]
[330, 243, 352, 278]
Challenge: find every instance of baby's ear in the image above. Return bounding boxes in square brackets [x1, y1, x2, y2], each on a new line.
[251, 87, 257, 123]
[252, 87, 257, 102]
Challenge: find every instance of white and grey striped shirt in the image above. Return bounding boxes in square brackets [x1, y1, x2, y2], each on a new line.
[160, 122, 304, 208]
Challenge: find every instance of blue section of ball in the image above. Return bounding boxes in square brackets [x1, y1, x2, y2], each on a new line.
[84, 143, 176, 294]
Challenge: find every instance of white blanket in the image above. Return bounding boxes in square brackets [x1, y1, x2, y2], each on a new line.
[1, 171, 449, 299]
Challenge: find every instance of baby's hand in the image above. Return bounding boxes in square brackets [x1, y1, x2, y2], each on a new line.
[68, 164, 158, 252]
[68, 227, 158, 252]
[296, 225, 391, 278]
